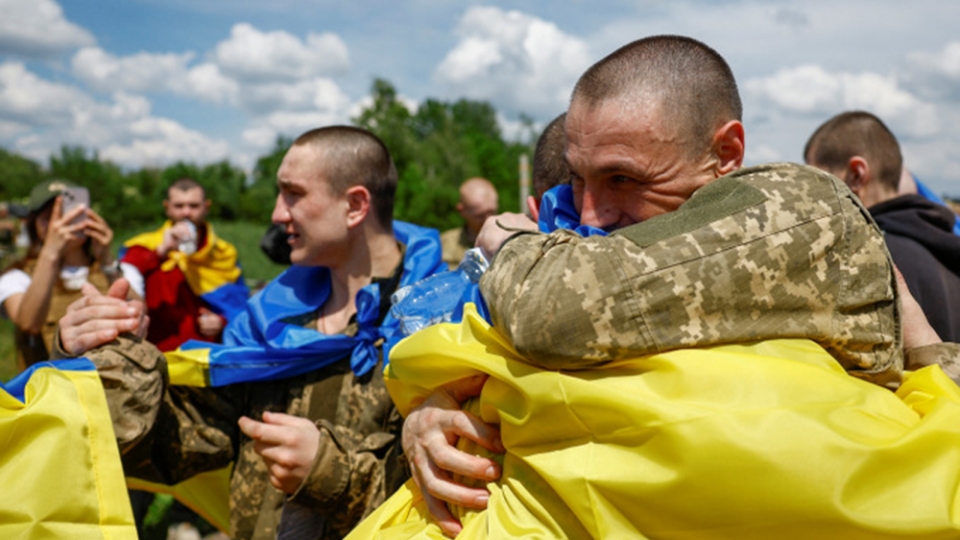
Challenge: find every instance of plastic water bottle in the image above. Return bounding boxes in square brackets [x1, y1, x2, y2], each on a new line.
[391, 248, 489, 336]
[178, 221, 198, 255]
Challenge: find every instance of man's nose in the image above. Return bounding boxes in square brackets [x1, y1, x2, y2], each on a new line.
[579, 187, 617, 229]
[271, 196, 289, 224]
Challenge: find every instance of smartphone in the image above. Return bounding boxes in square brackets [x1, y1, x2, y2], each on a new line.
[61, 187, 90, 232]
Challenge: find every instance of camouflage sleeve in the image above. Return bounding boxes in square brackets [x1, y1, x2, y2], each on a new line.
[72, 335, 241, 484]
[480, 164, 901, 383]
[905, 342, 960, 385]
[288, 407, 407, 536]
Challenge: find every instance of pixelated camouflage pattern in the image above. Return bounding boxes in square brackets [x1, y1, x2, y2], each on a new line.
[481, 163, 903, 386]
[906, 342, 960, 382]
[63, 317, 407, 540]
[440, 226, 472, 269]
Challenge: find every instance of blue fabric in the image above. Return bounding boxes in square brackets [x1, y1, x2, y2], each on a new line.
[430, 184, 602, 330]
[1, 358, 97, 403]
[201, 281, 251, 320]
[180, 221, 445, 386]
[915, 176, 960, 236]
[537, 184, 608, 237]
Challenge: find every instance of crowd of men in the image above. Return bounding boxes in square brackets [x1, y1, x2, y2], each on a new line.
[3, 33, 960, 539]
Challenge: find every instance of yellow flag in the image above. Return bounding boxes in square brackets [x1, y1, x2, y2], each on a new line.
[350, 305, 960, 539]
[0, 362, 137, 539]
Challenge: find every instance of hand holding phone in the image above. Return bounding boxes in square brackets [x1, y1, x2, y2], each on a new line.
[60, 187, 90, 234]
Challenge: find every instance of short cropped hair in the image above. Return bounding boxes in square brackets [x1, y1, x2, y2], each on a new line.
[804, 111, 903, 192]
[572, 35, 742, 158]
[167, 177, 205, 199]
[293, 126, 398, 228]
[532, 113, 569, 198]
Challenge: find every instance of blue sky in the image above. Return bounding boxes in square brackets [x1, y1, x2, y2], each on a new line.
[2, 0, 960, 196]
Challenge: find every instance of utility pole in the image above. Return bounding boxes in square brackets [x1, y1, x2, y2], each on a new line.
[519, 153, 530, 214]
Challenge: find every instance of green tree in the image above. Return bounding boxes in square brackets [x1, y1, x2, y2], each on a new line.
[240, 136, 290, 223]
[0, 149, 44, 202]
[352, 79, 535, 231]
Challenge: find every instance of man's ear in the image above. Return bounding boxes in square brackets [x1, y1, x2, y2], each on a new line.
[525, 195, 540, 222]
[846, 156, 870, 196]
[711, 120, 745, 177]
[344, 185, 371, 228]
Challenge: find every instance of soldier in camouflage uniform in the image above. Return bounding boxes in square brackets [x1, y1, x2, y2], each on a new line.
[56, 126, 444, 540]
[401, 35, 960, 537]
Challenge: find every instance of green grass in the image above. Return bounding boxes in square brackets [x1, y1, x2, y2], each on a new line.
[1, 220, 286, 382]
[0, 318, 15, 383]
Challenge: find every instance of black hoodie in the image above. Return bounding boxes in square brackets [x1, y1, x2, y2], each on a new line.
[870, 194, 960, 342]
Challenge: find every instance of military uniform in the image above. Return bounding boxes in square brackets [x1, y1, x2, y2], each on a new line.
[480, 163, 960, 386]
[440, 226, 472, 269]
[59, 268, 409, 540]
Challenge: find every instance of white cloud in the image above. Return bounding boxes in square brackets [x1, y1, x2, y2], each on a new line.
[744, 65, 939, 138]
[0, 62, 230, 168]
[0, 0, 95, 58]
[433, 6, 590, 117]
[100, 115, 231, 167]
[0, 61, 91, 126]
[236, 77, 351, 116]
[212, 23, 349, 83]
[71, 47, 238, 103]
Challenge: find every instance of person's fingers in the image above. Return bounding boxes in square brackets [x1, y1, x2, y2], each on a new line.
[59, 204, 87, 225]
[64, 295, 137, 317]
[439, 374, 488, 403]
[51, 195, 63, 220]
[238, 415, 296, 445]
[262, 411, 314, 427]
[80, 281, 101, 297]
[83, 226, 110, 245]
[414, 446, 493, 508]
[107, 278, 130, 300]
[417, 412, 501, 480]
[421, 488, 462, 538]
[238, 416, 263, 439]
[60, 321, 124, 356]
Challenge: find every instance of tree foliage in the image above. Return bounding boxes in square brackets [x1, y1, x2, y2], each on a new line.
[354, 79, 534, 230]
[0, 78, 534, 234]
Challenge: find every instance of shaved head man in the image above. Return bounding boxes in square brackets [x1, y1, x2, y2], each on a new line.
[393, 35, 954, 539]
[440, 177, 499, 268]
[806, 111, 960, 342]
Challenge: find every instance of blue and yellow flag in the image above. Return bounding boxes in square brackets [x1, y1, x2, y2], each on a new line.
[349, 306, 960, 540]
[0, 360, 137, 539]
[170, 221, 445, 387]
[123, 220, 249, 319]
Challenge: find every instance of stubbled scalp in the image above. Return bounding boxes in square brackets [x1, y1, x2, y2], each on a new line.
[294, 126, 398, 228]
[571, 35, 741, 160]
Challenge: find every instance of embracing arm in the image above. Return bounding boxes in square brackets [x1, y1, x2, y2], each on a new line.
[55, 280, 241, 483]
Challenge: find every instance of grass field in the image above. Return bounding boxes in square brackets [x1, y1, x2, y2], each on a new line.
[0, 219, 286, 383]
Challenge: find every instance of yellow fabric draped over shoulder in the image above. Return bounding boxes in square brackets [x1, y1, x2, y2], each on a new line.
[124, 221, 241, 297]
[0, 362, 137, 539]
[349, 305, 960, 540]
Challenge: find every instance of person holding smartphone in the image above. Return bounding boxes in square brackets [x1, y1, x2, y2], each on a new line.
[0, 179, 120, 370]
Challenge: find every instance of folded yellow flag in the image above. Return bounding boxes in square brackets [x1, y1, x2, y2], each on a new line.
[0, 362, 137, 539]
[349, 305, 960, 539]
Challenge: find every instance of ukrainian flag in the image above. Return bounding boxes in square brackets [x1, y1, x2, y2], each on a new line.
[349, 306, 960, 539]
[123, 220, 249, 319]
[0, 360, 136, 539]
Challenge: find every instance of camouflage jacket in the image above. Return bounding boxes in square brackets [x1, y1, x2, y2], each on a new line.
[59, 269, 409, 540]
[440, 226, 473, 269]
[481, 163, 920, 386]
